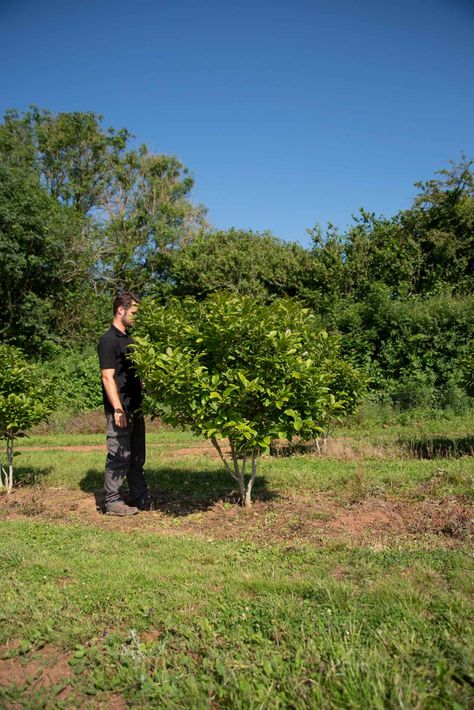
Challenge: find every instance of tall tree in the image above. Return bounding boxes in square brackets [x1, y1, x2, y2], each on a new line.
[170, 228, 312, 301]
[0, 120, 89, 354]
[102, 147, 206, 292]
[401, 156, 474, 293]
[0, 108, 205, 346]
[29, 107, 132, 215]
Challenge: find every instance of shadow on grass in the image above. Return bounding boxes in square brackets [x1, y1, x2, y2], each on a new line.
[400, 435, 474, 459]
[80, 466, 278, 515]
[13, 466, 53, 487]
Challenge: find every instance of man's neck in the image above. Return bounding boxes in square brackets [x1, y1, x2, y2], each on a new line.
[112, 318, 126, 334]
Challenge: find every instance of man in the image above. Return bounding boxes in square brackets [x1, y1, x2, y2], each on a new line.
[97, 291, 152, 515]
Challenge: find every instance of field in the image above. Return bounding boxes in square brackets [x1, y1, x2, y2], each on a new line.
[0, 412, 473, 709]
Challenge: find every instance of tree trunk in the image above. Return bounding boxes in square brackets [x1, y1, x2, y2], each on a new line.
[230, 441, 246, 505]
[210, 435, 244, 500]
[210, 436, 259, 507]
[244, 450, 258, 507]
[7, 436, 13, 494]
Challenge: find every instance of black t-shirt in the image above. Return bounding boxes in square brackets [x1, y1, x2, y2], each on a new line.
[97, 325, 142, 414]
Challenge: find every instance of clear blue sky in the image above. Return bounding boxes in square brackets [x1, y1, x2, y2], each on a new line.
[1, 0, 473, 246]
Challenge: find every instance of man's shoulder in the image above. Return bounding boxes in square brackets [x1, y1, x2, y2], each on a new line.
[98, 327, 115, 347]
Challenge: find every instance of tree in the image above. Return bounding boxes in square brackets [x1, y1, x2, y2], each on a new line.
[28, 107, 133, 215]
[170, 228, 313, 301]
[0, 146, 87, 354]
[0, 109, 109, 354]
[102, 147, 207, 292]
[131, 294, 363, 506]
[0, 107, 205, 347]
[402, 155, 474, 293]
[0, 345, 55, 493]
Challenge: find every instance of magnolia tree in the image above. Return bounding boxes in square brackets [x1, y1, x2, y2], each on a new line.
[132, 295, 364, 506]
[0, 344, 55, 493]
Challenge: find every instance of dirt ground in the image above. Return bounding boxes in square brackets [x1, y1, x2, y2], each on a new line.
[0, 638, 127, 708]
[3, 437, 474, 546]
[1, 481, 472, 548]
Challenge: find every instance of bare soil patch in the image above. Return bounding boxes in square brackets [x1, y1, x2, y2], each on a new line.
[0, 642, 129, 708]
[101, 694, 128, 709]
[1, 485, 472, 547]
[0, 643, 72, 690]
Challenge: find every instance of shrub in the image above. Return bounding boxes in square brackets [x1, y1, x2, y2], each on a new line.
[131, 294, 365, 506]
[37, 347, 103, 412]
[0, 344, 55, 492]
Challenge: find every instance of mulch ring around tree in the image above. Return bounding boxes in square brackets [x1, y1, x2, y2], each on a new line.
[0, 485, 472, 548]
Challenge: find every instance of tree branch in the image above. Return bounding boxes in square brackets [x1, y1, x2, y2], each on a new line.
[210, 436, 239, 482]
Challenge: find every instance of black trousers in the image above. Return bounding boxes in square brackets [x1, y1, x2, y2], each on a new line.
[104, 412, 148, 507]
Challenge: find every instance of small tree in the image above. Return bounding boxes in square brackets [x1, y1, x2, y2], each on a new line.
[132, 295, 364, 507]
[0, 344, 55, 493]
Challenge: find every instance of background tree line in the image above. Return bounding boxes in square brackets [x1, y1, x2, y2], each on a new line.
[1, 108, 472, 413]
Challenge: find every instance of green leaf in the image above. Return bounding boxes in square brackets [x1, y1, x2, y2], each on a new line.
[237, 372, 250, 388]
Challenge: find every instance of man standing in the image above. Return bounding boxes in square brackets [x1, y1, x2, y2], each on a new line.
[97, 291, 152, 515]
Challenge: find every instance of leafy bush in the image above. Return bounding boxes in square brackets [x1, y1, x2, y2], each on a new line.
[131, 294, 365, 506]
[37, 347, 103, 412]
[170, 229, 313, 300]
[0, 344, 55, 492]
[388, 371, 437, 411]
[335, 289, 474, 409]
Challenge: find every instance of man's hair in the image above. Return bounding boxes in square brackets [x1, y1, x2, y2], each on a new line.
[113, 291, 140, 315]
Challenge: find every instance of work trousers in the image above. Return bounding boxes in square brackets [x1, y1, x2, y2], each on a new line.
[104, 412, 148, 508]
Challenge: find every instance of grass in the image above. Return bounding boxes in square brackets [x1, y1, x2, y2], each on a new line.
[18, 428, 196, 448]
[1, 521, 473, 709]
[0, 410, 473, 708]
[11, 445, 474, 503]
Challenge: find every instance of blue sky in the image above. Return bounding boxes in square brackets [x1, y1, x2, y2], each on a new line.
[1, 0, 473, 246]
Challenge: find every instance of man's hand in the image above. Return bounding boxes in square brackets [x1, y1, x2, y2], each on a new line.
[114, 409, 128, 428]
[101, 369, 127, 427]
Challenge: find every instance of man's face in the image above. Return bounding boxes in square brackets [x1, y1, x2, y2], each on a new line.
[120, 302, 139, 329]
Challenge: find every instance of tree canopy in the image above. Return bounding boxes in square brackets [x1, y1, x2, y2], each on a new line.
[0, 106, 472, 410]
[0, 344, 55, 492]
[131, 294, 363, 505]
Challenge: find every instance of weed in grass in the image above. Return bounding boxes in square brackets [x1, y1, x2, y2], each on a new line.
[17, 499, 46, 517]
[416, 467, 474, 500]
[11, 465, 53, 487]
[0, 544, 26, 569]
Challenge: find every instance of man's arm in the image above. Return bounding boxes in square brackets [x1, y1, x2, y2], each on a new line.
[101, 369, 127, 429]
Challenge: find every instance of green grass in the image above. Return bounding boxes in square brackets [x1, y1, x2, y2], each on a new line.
[341, 410, 474, 453]
[12, 445, 474, 503]
[1, 521, 473, 709]
[1, 411, 473, 708]
[19, 428, 197, 448]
